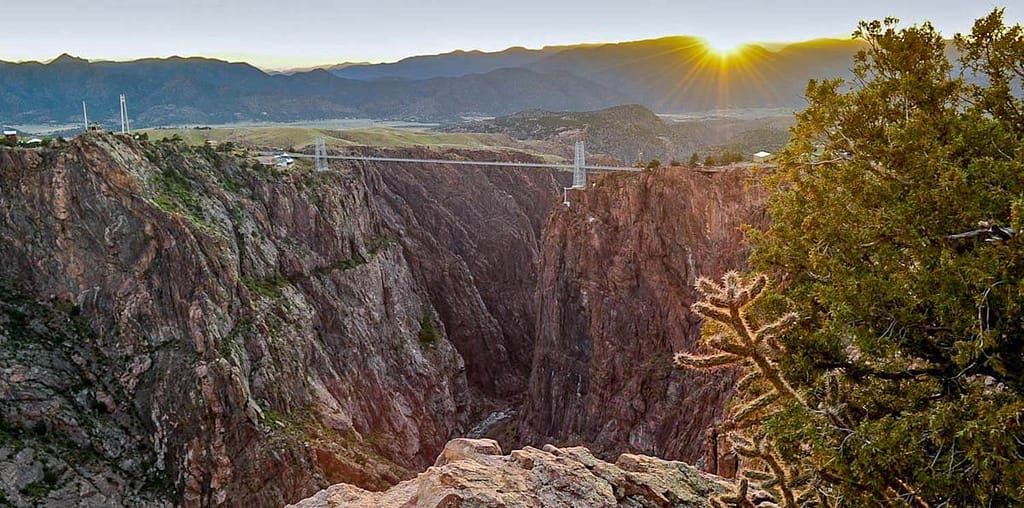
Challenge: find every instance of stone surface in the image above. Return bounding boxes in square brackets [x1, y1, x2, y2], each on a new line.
[364, 146, 560, 400]
[0, 284, 171, 507]
[0, 135, 765, 506]
[520, 167, 767, 466]
[434, 438, 503, 467]
[0, 135, 559, 506]
[288, 440, 729, 508]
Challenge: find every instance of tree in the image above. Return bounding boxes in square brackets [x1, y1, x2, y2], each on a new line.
[719, 150, 745, 164]
[955, 10, 1024, 136]
[735, 11, 1024, 506]
[689, 152, 700, 167]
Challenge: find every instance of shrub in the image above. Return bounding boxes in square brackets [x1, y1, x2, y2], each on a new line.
[417, 315, 442, 345]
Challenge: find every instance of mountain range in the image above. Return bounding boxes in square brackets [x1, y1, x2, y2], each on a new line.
[0, 37, 868, 128]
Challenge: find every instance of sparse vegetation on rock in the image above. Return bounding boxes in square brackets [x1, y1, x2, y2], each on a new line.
[417, 315, 442, 345]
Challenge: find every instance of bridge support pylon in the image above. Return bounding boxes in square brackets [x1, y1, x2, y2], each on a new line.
[573, 140, 586, 188]
[314, 136, 328, 172]
[564, 140, 586, 207]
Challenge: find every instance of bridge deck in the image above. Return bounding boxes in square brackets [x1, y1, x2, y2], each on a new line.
[264, 152, 642, 173]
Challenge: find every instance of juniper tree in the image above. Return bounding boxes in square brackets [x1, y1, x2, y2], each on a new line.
[679, 10, 1024, 507]
[741, 9, 1024, 507]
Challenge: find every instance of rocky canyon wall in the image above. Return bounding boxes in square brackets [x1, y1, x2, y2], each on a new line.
[360, 147, 560, 399]
[0, 135, 559, 506]
[0, 134, 766, 507]
[519, 167, 768, 465]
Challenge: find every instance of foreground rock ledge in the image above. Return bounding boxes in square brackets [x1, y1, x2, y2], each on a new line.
[288, 438, 730, 507]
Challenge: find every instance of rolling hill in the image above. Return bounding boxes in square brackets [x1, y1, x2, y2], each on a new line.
[526, 37, 864, 111]
[444, 104, 793, 163]
[336, 36, 868, 111]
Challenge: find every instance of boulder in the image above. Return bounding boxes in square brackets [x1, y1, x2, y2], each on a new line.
[288, 441, 731, 507]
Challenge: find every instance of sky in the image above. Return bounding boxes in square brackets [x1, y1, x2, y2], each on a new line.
[1, 0, 1020, 69]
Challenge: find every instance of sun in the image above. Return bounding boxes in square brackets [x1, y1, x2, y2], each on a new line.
[701, 35, 746, 57]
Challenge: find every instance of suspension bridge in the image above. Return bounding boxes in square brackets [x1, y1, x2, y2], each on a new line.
[265, 137, 643, 205]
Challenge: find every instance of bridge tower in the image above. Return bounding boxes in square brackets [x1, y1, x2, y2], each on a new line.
[572, 140, 586, 188]
[314, 136, 329, 172]
[564, 140, 587, 206]
[119, 94, 131, 134]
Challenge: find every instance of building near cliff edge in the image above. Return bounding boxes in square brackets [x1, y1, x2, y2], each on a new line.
[2, 129, 17, 142]
[256, 154, 295, 167]
[753, 151, 773, 163]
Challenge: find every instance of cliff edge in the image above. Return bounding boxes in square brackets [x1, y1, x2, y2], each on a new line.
[288, 438, 740, 508]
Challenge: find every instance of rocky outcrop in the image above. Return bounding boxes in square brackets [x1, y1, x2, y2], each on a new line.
[0, 285, 171, 507]
[0, 135, 559, 506]
[520, 167, 767, 466]
[288, 438, 729, 507]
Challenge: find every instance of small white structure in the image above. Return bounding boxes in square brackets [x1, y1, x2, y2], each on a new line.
[255, 155, 295, 168]
[753, 151, 773, 163]
[274, 155, 295, 167]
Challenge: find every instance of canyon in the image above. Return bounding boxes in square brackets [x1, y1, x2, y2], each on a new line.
[0, 134, 765, 506]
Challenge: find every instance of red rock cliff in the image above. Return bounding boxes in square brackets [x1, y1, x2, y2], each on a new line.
[519, 166, 767, 465]
[0, 135, 558, 506]
[361, 147, 559, 399]
[0, 133, 765, 506]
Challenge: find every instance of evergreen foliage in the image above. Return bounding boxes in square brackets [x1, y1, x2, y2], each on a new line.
[680, 9, 1024, 507]
[704, 150, 746, 166]
[418, 315, 442, 345]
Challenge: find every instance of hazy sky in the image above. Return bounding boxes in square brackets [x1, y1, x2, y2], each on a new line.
[2, 0, 1020, 69]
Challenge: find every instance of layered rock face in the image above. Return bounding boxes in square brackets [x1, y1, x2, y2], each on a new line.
[289, 438, 731, 508]
[362, 147, 559, 399]
[1, 134, 766, 506]
[520, 167, 767, 464]
[0, 135, 559, 506]
[0, 285, 172, 507]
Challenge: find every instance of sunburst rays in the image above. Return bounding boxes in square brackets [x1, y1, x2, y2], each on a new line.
[645, 38, 782, 110]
